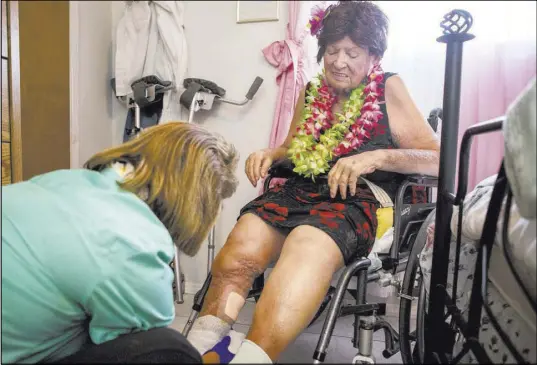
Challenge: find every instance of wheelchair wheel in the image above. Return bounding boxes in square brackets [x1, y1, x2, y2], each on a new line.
[399, 209, 435, 364]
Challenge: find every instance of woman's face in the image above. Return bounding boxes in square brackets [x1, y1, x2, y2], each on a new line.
[323, 36, 378, 93]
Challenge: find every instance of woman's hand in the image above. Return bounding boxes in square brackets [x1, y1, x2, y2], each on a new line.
[327, 150, 385, 199]
[245, 148, 282, 187]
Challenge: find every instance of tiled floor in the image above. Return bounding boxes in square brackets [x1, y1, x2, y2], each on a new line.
[170, 283, 415, 363]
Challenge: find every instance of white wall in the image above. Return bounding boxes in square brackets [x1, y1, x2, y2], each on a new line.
[178, 1, 287, 292]
[111, 1, 128, 146]
[70, 1, 115, 168]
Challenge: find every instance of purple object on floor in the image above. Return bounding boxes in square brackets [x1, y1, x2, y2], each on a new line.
[203, 335, 235, 364]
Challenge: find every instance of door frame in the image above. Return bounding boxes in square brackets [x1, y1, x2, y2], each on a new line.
[69, 0, 80, 168]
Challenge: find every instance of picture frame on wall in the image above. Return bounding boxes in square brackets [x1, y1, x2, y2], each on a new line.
[236, 1, 280, 24]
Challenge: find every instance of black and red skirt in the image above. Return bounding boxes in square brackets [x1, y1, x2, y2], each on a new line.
[238, 177, 379, 264]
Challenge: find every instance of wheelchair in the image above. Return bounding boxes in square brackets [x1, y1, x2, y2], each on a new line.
[181, 105, 442, 363]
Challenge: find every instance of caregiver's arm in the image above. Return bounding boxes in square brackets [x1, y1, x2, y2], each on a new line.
[378, 75, 440, 177]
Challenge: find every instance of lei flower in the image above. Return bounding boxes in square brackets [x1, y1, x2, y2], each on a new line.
[288, 65, 385, 179]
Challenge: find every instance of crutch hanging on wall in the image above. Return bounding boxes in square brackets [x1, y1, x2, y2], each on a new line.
[179, 76, 264, 272]
[113, 0, 188, 303]
[111, 75, 189, 304]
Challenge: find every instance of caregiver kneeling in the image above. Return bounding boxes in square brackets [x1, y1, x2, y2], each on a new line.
[1, 122, 238, 363]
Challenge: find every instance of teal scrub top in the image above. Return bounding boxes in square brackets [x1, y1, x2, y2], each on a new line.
[1, 167, 176, 363]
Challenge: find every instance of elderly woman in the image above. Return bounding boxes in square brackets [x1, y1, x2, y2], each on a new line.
[1, 122, 238, 363]
[188, 1, 440, 364]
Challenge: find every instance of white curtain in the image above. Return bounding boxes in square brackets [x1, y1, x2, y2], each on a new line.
[377, 1, 536, 118]
[376, 1, 536, 188]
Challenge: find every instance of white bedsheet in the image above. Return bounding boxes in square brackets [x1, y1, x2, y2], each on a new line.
[419, 175, 536, 363]
[504, 78, 536, 220]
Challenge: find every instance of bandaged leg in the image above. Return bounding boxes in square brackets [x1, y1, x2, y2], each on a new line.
[195, 214, 285, 359]
[188, 290, 246, 355]
[230, 340, 272, 364]
[186, 315, 231, 355]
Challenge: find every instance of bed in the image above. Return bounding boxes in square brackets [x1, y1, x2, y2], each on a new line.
[419, 79, 536, 364]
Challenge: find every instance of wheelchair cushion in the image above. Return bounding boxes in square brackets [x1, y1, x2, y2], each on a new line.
[183, 78, 226, 97]
[376, 207, 394, 239]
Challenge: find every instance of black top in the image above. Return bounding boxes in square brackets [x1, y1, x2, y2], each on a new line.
[299, 72, 405, 200]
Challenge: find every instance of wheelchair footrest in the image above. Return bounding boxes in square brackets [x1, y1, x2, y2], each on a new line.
[339, 303, 386, 317]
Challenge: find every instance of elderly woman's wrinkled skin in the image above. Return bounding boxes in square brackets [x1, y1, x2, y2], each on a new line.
[324, 36, 379, 93]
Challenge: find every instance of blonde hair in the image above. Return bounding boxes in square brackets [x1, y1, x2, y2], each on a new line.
[85, 122, 239, 256]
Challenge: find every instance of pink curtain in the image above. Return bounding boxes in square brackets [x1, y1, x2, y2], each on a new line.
[457, 41, 536, 190]
[262, 1, 308, 149]
[259, 1, 309, 193]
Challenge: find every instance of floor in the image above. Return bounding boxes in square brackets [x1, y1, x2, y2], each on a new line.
[169, 283, 414, 363]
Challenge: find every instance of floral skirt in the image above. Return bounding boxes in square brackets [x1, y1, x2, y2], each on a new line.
[239, 177, 379, 264]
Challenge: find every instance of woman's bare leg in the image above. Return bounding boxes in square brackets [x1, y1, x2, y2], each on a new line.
[245, 225, 344, 361]
[199, 213, 286, 324]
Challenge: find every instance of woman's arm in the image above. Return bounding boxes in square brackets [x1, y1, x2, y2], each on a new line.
[379, 75, 441, 176]
[328, 75, 441, 199]
[246, 87, 307, 186]
[268, 86, 308, 161]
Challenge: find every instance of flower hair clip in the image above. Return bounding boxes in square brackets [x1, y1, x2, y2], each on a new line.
[307, 5, 331, 38]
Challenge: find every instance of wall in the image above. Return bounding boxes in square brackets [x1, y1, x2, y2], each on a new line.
[178, 1, 288, 292]
[70, 1, 115, 168]
[111, 1, 127, 147]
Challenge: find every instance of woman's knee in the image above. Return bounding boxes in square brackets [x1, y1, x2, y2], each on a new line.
[212, 214, 284, 282]
[282, 225, 344, 269]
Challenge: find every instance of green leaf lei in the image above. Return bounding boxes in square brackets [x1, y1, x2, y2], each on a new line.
[288, 73, 366, 179]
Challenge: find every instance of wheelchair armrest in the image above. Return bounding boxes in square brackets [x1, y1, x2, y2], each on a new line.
[404, 174, 438, 187]
[267, 160, 296, 179]
[266, 163, 439, 186]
